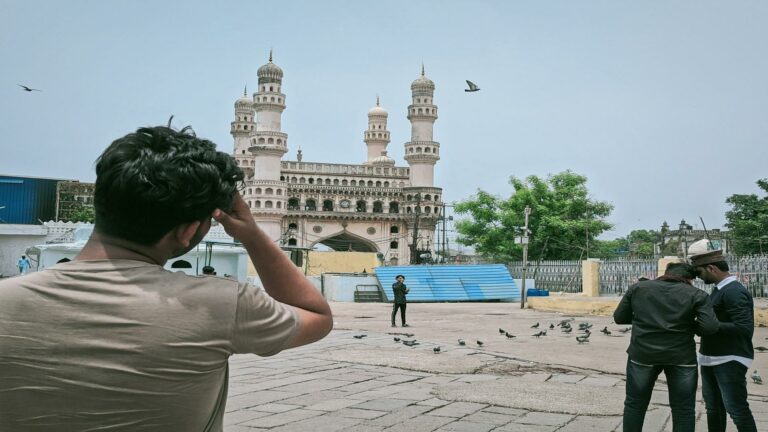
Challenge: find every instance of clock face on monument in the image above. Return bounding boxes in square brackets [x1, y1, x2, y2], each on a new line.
[340, 200, 350, 208]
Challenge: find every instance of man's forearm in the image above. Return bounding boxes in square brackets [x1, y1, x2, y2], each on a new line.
[241, 224, 330, 316]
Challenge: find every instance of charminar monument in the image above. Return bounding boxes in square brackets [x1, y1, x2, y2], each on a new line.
[230, 53, 443, 265]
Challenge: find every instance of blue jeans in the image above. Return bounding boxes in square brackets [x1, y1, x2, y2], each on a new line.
[701, 361, 757, 432]
[623, 359, 697, 432]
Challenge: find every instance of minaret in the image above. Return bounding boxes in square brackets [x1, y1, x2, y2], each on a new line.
[403, 65, 442, 263]
[248, 51, 289, 241]
[404, 65, 440, 186]
[231, 85, 255, 156]
[364, 96, 390, 164]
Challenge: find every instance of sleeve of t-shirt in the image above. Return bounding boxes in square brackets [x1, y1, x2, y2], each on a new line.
[231, 283, 300, 356]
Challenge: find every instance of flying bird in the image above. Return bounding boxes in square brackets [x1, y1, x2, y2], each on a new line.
[557, 319, 574, 327]
[464, 80, 480, 92]
[433, 346, 441, 354]
[579, 322, 593, 330]
[404, 333, 414, 338]
[531, 322, 540, 329]
[755, 346, 768, 352]
[402, 340, 419, 347]
[751, 370, 763, 384]
[457, 339, 466, 346]
[18, 84, 41, 92]
[353, 334, 367, 339]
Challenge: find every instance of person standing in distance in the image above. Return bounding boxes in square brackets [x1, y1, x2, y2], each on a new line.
[692, 249, 757, 432]
[614, 262, 718, 432]
[391, 274, 409, 327]
[17, 255, 31, 275]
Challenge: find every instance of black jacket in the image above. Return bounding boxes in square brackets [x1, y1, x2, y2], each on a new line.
[392, 282, 408, 304]
[699, 279, 754, 359]
[614, 278, 718, 365]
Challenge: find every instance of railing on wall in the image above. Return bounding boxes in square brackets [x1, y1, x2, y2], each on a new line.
[508, 260, 582, 293]
[598, 259, 658, 295]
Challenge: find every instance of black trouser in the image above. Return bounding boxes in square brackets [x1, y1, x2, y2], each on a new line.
[391, 303, 406, 325]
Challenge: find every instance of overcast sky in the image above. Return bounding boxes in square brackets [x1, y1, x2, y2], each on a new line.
[2, 0, 766, 238]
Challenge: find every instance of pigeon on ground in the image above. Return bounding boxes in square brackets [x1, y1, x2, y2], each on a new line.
[404, 333, 414, 338]
[601, 327, 611, 335]
[464, 80, 480, 92]
[557, 319, 574, 327]
[505, 332, 516, 339]
[562, 327, 573, 334]
[476, 340, 484, 346]
[393, 337, 401, 342]
[458, 339, 466, 346]
[549, 323, 555, 330]
[531, 322, 540, 329]
[402, 340, 419, 347]
[499, 328, 506, 334]
[752, 370, 763, 384]
[433, 346, 441, 354]
[576, 335, 590, 344]
[353, 334, 367, 339]
[18, 84, 41, 92]
[532, 331, 546, 338]
[562, 322, 572, 329]
[755, 346, 768, 353]
[584, 329, 592, 336]
[579, 322, 593, 330]
[618, 327, 632, 333]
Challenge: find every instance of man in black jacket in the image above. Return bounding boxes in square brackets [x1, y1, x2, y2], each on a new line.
[692, 250, 757, 432]
[614, 262, 718, 432]
[391, 275, 409, 327]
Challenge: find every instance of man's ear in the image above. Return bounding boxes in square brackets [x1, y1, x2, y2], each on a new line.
[175, 221, 202, 248]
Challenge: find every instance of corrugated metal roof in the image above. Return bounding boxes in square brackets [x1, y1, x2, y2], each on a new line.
[375, 264, 519, 302]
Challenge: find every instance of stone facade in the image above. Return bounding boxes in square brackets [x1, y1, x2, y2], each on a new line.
[232, 55, 443, 265]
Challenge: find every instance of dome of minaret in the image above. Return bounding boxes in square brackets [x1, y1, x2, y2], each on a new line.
[411, 64, 435, 91]
[368, 96, 388, 117]
[235, 86, 251, 108]
[371, 151, 396, 166]
[257, 50, 283, 82]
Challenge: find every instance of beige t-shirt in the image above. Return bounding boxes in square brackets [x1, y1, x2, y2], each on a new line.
[0, 260, 299, 431]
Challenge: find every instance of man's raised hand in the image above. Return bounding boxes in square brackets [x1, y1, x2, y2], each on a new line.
[212, 193, 257, 240]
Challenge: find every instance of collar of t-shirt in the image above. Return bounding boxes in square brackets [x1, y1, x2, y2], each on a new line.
[716, 275, 738, 290]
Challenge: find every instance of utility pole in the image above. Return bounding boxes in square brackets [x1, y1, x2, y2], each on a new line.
[410, 194, 422, 264]
[441, 206, 448, 263]
[520, 206, 531, 309]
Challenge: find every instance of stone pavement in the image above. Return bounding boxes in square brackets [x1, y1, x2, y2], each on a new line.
[224, 303, 768, 431]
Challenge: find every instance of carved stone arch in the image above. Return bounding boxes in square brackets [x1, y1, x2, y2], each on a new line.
[309, 230, 379, 252]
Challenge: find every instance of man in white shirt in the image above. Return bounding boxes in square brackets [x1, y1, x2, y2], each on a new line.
[692, 249, 756, 432]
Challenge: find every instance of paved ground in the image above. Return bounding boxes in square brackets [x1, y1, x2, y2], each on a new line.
[224, 302, 768, 431]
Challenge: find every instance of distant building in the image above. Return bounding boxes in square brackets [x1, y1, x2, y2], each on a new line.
[0, 175, 67, 224]
[657, 219, 731, 256]
[55, 181, 95, 222]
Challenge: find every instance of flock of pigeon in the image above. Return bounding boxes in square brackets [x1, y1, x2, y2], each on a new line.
[351, 320, 768, 385]
[350, 317, 633, 357]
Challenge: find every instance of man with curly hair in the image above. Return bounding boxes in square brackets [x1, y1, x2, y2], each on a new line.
[0, 126, 333, 431]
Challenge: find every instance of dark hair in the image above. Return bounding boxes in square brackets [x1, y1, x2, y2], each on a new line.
[711, 261, 729, 272]
[395, 274, 405, 280]
[665, 262, 697, 279]
[94, 126, 243, 245]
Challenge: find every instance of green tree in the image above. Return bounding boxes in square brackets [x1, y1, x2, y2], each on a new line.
[454, 171, 614, 261]
[67, 204, 95, 223]
[725, 178, 768, 254]
[627, 229, 658, 258]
